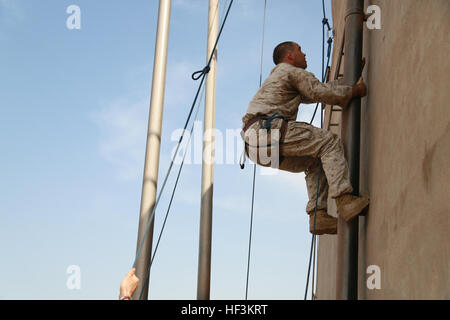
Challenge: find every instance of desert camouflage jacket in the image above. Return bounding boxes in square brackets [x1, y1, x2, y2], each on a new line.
[242, 63, 353, 125]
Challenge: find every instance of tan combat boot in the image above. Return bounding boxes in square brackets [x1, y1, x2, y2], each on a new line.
[335, 193, 370, 222]
[309, 210, 337, 235]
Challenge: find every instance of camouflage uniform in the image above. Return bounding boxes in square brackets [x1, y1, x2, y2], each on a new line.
[241, 63, 354, 214]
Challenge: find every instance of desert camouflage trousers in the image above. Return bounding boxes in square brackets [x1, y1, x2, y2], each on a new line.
[243, 119, 353, 214]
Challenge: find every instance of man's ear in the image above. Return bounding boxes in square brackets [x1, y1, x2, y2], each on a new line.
[285, 51, 293, 62]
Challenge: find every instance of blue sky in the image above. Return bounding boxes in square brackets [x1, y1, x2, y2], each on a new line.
[0, 0, 332, 299]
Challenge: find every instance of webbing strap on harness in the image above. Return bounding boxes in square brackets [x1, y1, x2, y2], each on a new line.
[260, 112, 286, 130]
[239, 113, 287, 169]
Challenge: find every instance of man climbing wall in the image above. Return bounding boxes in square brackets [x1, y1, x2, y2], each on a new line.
[241, 41, 369, 235]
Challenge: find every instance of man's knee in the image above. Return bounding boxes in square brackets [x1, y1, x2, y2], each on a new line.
[325, 131, 339, 143]
[279, 156, 315, 173]
[320, 131, 342, 156]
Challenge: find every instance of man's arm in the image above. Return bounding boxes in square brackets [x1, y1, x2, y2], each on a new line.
[119, 268, 139, 300]
[289, 67, 366, 107]
[331, 58, 366, 95]
[352, 77, 367, 98]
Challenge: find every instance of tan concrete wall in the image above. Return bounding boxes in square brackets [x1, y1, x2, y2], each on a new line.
[316, 0, 450, 300]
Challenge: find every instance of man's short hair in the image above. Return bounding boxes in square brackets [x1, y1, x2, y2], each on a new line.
[273, 41, 296, 65]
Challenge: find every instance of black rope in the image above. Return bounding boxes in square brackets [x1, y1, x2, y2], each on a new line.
[132, 0, 235, 297]
[138, 84, 206, 300]
[305, 0, 332, 300]
[191, 0, 234, 81]
[304, 163, 322, 300]
[245, 164, 257, 300]
[132, 64, 208, 270]
[309, 17, 333, 125]
[245, 0, 267, 300]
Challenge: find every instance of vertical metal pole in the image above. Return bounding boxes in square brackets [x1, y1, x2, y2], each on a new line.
[197, 0, 219, 300]
[337, 0, 363, 300]
[133, 0, 172, 300]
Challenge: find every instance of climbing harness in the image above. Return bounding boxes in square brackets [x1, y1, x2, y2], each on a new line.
[240, 112, 289, 169]
[240, 113, 288, 175]
[261, 112, 286, 130]
[242, 113, 289, 147]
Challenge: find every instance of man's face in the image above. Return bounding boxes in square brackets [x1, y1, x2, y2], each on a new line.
[289, 43, 307, 69]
